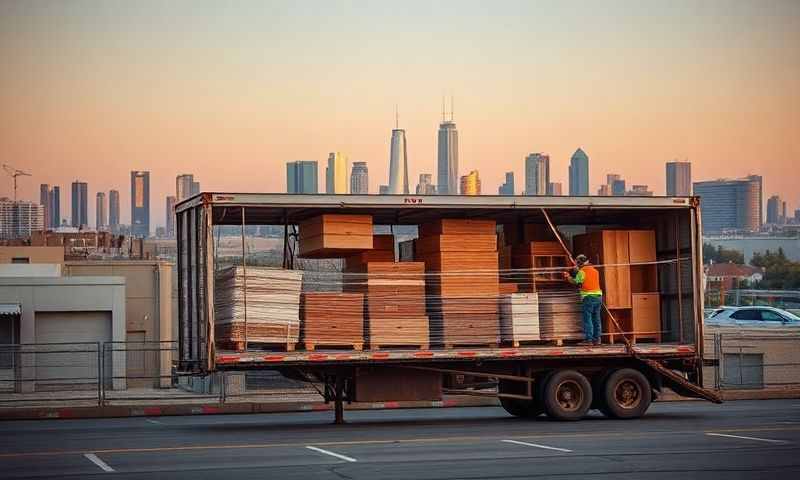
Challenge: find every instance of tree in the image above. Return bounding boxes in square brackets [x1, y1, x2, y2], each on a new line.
[702, 243, 744, 264]
[750, 248, 800, 290]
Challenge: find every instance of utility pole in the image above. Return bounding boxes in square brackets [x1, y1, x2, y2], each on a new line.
[2, 164, 32, 201]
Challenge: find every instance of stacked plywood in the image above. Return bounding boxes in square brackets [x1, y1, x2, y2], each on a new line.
[214, 266, 303, 351]
[346, 262, 429, 349]
[298, 214, 373, 258]
[343, 234, 395, 270]
[537, 291, 585, 342]
[499, 293, 541, 346]
[301, 292, 364, 350]
[417, 219, 500, 347]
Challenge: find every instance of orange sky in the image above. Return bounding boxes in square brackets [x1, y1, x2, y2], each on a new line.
[1, 1, 798, 228]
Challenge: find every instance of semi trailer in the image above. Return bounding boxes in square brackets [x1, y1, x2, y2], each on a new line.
[175, 193, 721, 423]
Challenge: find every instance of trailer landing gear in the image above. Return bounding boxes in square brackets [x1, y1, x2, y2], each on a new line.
[333, 375, 346, 425]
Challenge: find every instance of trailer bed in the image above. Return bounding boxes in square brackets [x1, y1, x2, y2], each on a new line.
[215, 343, 697, 368]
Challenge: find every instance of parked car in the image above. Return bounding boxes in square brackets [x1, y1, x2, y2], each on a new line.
[705, 306, 800, 327]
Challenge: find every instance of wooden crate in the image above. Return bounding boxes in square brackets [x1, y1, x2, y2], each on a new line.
[298, 214, 373, 258]
[301, 292, 364, 350]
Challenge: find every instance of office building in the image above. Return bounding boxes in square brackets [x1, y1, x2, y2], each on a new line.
[39, 184, 50, 230]
[416, 174, 436, 195]
[548, 182, 563, 196]
[70, 180, 88, 228]
[666, 161, 692, 196]
[388, 124, 409, 194]
[326, 152, 348, 194]
[627, 185, 654, 196]
[109, 190, 120, 228]
[48, 186, 61, 228]
[0, 199, 44, 240]
[767, 195, 782, 224]
[437, 105, 458, 195]
[96, 192, 107, 229]
[130, 171, 150, 238]
[460, 170, 481, 195]
[350, 162, 369, 194]
[568, 148, 590, 196]
[499, 172, 514, 196]
[782, 201, 788, 224]
[166, 196, 176, 237]
[176, 174, 200, 201]
[524, 153, 549, 195]
[286, 161, 318, 194]
[694, 177, 762, 233]
[612, 179, 627, 196]
[379, 185, 389, 195]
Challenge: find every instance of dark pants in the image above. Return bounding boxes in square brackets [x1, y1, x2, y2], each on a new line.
[582, 295, 602, 342]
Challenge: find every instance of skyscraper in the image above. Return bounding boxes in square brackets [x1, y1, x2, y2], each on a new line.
[548, 182, 563, 196]
[0, 199, 44, 239]
[499, 172, 514, 196]
[436, 102, 458, 195]
[767, 195, 782, 224]
[130, 171, 150, 238]
[568, 148, 589, 196]
[286, 161, 318, 194]
[166, 196, 176, 237]
[379, 185, 389, 195]
[388, 115, 409, 194]
[350, 162, 369, 194]
[176, 174, 200, 201]
[326, 152, 348, 194]
[95, 192, 107, 229]
[39, 184, 50, 230]
[746, 174, 763, 226]
[666, 161, 692, 196]
[693, 177, 761, 233]
[611, 179, 627, 196]
[109, 189, 120, 228]
[524, 153, 549, 195]
[49, 186, 60, 228]
[70, 180, 88, 228]
[416, 174, 436, 195]
[460, 170, 481, 195]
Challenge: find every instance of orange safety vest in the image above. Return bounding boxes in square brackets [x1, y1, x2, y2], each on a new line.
[578, 265, 602, 296]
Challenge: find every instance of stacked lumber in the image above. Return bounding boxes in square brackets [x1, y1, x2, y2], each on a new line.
[343, 234, 395, 270]
[537, 291, 585, 342]
[301, 292, 364, 350]
[214, 266, 303, 351]
[346, 261, 429, 349]
[418, 219, 500, 347]
[499, 293, 541, 345]
[499, 282, 519, 294]
[298, 214, 373, 258]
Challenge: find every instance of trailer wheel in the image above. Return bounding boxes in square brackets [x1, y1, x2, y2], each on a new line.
[498, 379, 542, 418]
[600, 368, 652, 419]
[540, 370, 592, 421]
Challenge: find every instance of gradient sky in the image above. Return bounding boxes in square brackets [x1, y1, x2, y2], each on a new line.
[1, 0, 798, 229]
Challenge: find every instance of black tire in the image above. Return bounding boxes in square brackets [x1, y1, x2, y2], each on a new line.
[601, 368, 652, 419]
[539, 370, 592, 421]
[498, 379, 543, 418]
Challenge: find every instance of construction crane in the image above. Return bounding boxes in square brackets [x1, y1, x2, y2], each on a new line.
[2, 164, 32, 202]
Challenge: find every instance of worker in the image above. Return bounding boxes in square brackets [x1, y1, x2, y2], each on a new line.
[563, 254, 603, 345]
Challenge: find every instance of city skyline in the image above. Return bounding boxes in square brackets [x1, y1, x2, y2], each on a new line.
[2, 1, 797, 228]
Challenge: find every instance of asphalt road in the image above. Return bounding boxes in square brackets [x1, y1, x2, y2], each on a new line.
[0, 399, 799, 479]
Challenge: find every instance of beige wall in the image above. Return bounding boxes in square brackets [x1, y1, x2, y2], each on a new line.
[0, 247, 64, 264]
[63, 261, 173, 388]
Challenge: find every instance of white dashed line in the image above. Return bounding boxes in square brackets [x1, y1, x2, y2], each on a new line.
[305, 446, 357, 462]
[502, 439, 573, 453]
[84, 453, 115, 472]
[144, 418, 163, 425]
[706, 432, 788, 444]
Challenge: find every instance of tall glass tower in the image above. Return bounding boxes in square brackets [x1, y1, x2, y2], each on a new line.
[569, 148, 590, 196]
[388, 129, 409, 194]
[437, 100, 458, 195]
[130, 171, 150, 238]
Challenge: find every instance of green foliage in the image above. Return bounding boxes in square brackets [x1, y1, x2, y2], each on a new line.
[702, 243, 745, 265]
[750, 248, 800, 290]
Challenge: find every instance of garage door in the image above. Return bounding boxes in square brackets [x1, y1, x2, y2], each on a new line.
[35, 312, 112, 389]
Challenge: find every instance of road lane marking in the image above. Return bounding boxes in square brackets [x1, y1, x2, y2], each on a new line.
[144, 419, 163, 425]
[502, 439, 572, 453]
[84, 453, 115, 472]
[705, 433, 788, 444]
[305, 446, 357, 462]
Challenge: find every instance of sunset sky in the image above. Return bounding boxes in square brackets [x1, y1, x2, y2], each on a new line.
[1, 0, 798, 229]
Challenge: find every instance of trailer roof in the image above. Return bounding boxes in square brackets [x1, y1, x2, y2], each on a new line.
[176, 192, 697, 226]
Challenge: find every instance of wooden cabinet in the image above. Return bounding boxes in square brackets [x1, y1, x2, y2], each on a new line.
[573, 230, 631, 309]
[632, 293, 661, 342]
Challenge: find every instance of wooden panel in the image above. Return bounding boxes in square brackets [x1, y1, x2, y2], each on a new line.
[419, 218, 496, 237]
[368, 316, 429, 347]
[630, 264, 658, 293]
[416, 234, 497, 254]
[301, 293, 364, 348]
[298, 234, 374, 258]
[299, 214, 372, 238]
[602, 230, 631, 309]
[628, 230, 656, 263]
[632, 293, 661, 342]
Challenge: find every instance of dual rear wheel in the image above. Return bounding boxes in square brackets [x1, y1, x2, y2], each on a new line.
[499, 368, 651, 421]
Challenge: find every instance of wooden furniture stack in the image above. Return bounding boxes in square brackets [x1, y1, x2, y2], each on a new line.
[417, 219, 500, 347]
[214, 266, 303, 351]
[301, 292, 364, 350]
[298, 214, 373, 258]
[346, 261, 429, 349]
[502, 223, 571, 292]
[499, 292, 541, 345]
[573, 230, 661, 343]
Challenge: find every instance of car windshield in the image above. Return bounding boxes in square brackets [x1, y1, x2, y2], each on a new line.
[780, 310, 800, 321]
[709, 309, 730, 318]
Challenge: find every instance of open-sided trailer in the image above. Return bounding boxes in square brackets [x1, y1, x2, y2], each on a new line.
[175, 193, 721, 423]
